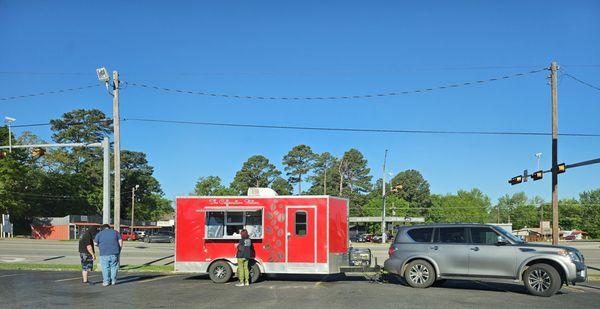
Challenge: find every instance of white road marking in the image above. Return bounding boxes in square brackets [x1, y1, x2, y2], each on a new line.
[0, 257, 26, 263]
[0, 274, 24, 278]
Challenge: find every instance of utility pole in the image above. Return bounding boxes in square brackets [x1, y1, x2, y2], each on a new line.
[550, 61, 559, 245]
[130, 185, 139, 240]
[113, 70, 122, 232]
[381, 149, 388, 243]
[102, 137, 111, 224]
[323, 168, 327, 195]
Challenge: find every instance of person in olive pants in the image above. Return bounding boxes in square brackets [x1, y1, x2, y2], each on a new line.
[236, 229, 254, 286]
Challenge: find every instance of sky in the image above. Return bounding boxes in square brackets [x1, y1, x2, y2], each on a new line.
[1, 1, 599, 204]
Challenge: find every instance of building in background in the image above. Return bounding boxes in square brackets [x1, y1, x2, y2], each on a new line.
[30, 215, 163, 240]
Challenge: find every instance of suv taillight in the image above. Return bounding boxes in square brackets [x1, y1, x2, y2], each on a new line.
[388, 244, 397, 256]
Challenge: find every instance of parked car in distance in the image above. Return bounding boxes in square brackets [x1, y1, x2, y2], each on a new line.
[563, 235, 576, 241]
[135, 230, 146, 239]
[384, 223, 587, 297]
[144, 231, 174, 243]
[121, 230, 138, 241]
[360, 234, 374, 242]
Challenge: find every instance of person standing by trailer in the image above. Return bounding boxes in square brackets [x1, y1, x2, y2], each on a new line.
[236, 229, 254, 286]
[78, 226, 97, 285]
[94, 224, 123, 286]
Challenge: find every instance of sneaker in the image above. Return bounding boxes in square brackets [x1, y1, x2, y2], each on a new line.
[111, 281, 117, 286]
[102, 283, 109, 287]
[244, 281, 249, 286]
[87, 281, 94, 286]
[235, 282, 245, 287]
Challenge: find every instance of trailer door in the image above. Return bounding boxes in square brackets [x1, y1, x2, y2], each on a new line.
[286, 206, 316, 264]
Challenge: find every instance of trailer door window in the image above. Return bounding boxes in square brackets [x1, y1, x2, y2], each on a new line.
[295, 211, 307, 236]
[205, 210, 263, 239]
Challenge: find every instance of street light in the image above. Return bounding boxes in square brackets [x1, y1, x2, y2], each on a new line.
[4, 117, 16, 152]
[535, 152, 543, 170]
[97, 66, 122, 232]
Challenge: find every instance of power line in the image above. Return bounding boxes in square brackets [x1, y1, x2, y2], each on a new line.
[0, 84, 102, 101]
[562, 72, 600, 92]
[125, 68, 547, 100]
[9, 117, 600, 137]
[8, 119, 112, 129]
[0, 71, 93, 76]
[122, 117, 600, 137]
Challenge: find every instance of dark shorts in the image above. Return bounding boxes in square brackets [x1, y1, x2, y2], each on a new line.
[80, 253, 94, 271]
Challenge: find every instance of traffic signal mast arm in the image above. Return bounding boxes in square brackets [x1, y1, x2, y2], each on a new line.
[509, 157, 600, 185]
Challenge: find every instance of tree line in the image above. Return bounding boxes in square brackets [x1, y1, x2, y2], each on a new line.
[2, 110, 598, 238]
[194, 145, 600, 238]
[0, 109, 172, 233]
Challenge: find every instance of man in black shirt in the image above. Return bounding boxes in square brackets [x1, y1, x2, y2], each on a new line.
[79, 226, 97, 285]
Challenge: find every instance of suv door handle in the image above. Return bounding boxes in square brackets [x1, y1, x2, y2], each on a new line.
[470, 247, 479, 251]
[429, 246, 438, 250]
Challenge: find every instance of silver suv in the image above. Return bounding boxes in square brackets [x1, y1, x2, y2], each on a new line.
[384, 223, 587, 297]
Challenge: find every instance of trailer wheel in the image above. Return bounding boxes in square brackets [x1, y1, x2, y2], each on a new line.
[249, 261, 261, 283]
[208, 260, 233, 283]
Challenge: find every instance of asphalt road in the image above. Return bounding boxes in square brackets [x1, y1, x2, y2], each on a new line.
[1, 270, 599, 308]
[0, 239, 174, 266]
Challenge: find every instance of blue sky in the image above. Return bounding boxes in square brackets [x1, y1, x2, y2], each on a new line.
[1, 1, 599, 203]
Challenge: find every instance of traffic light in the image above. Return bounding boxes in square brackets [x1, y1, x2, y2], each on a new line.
[532, 170, 544, 181]
[32, 147, 45, 158]
[0, 151, 7, 159]
[557, 163, 566, 174]
[508, 175, 523, 185]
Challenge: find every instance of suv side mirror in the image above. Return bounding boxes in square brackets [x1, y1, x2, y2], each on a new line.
[497, 236, 509, 245]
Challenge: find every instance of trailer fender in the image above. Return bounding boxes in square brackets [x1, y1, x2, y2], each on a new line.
[209, 257, 265, 274]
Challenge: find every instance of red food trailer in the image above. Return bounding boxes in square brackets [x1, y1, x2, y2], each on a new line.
[175, 188, 353, 283]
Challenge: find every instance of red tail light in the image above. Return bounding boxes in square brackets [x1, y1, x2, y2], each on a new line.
[388, 245, 397, 256]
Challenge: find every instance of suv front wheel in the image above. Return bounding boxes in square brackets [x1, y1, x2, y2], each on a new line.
[404, 260, 435, 288]
[523, 263, 562, 297]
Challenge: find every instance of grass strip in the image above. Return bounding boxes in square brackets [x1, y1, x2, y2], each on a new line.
[0, 262, 173, 273]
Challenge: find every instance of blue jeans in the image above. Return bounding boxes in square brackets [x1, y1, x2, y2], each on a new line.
[99, 255, 119, 285]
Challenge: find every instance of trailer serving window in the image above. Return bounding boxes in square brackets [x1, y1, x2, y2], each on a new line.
[205, 209, 263, 239]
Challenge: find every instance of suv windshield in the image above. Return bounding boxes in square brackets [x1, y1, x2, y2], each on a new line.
[495, 226, 524, 243]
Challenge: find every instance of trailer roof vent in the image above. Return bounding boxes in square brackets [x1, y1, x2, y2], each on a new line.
[247, 187, 278, 197]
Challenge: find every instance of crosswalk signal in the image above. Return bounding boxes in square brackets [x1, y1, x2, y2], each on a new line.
[508, 175, 523, 185]
[391, 184, 403, 193]
[532, 170, 544, 181]
[557, 163, 566, 174]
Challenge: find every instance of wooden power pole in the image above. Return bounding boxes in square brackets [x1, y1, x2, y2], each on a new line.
[113, 71, 122, 232]
[550, 62, 559, 245]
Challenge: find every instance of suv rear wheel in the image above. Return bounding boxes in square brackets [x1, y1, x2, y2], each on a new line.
[523, 263, 562, 297]
[404, 260, 435, 288]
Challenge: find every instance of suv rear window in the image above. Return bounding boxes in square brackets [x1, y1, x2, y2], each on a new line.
[407, 228, 433, 243]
